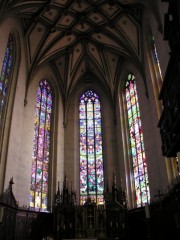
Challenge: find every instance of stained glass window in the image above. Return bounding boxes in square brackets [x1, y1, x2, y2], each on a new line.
[30, 80, 53, 211]
[0, 34, 14, 127]
[79, 90, 104, 205]
[125, 73, 150, 207]
[151, 36, 163, 81]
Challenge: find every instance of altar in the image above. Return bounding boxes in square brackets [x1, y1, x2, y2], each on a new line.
[53, 173, 128, 240]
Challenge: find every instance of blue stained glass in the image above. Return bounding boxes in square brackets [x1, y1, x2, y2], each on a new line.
[0, 34, 14, 126]
[79, 90, 104, 205]
[151, 36, 163, 81]
[125, 73, 150, 207]
[30, 80, 53, 211]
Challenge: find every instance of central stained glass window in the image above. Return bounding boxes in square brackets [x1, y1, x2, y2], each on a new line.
[79, 90, 104, 205]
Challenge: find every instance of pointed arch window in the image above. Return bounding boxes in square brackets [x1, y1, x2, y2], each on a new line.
[125, 73, 150, 207]
[0, 33, 15, 128]
[79, 90, 104, 205]
[30, 80, 53, 211]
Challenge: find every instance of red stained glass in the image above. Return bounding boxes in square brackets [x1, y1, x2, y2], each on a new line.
[30, 80, 52, 211]
[79, 90, 104, 205]
[125, 73, 150, 207]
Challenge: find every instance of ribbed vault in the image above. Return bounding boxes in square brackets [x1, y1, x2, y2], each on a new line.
[0, 0, 162, 102]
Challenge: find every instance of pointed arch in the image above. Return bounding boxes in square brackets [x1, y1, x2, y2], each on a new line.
[125, 73, 150, 207]
[30, 79, 53, 211]
[79, 89, 104, 205]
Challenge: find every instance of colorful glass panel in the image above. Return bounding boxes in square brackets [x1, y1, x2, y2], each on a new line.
[79, 90, 104, 205]
[125, 73, 150, 207]
[151, 36, 163, 81]
[0, 34, 14, 126]
[30, 80, 52, 211]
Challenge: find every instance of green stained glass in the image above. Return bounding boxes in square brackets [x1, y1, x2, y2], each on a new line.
[79, 90, 104, 205]
[30, 80, 53, 211]
[125, 73, 150, 207]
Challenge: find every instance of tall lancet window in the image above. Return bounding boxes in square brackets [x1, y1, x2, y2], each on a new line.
[30, 80, 53, 211]
[125, 73, 150, 207]
[79, 90, 104, 205]
[0, 34, 14, 128]
[151, 36, 163, 82]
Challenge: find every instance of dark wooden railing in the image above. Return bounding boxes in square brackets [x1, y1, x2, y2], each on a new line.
[0, 178, 53, 240]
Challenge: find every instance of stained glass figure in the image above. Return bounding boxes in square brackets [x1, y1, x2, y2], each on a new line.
[125, 73, 150, 207]
[30, 80, 53, 211]
[0, 34, 14, 127]
[79, 90, 104, 205]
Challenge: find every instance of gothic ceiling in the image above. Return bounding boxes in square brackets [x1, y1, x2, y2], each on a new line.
[0, 0, 161, 100]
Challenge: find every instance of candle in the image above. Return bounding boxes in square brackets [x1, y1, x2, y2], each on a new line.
[145, 203, 150, 219]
